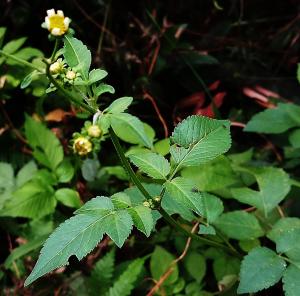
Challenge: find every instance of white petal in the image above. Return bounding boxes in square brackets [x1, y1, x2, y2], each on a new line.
[57, 10, 64, 17]
[45, 17, 50, 29]
[64, 17, 71, 28]
[51, 28, 62, 36]
[47, 9, 55, 17]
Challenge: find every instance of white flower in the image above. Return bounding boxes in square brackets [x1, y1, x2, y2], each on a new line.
[43, 9, 71, 36]
[49, 58, 65, 74]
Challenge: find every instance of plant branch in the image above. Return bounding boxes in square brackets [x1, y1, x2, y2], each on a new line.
[0, 50, 43, 72]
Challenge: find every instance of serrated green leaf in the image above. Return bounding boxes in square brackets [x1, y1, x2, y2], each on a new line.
[244, 103, 300, 134]
[129, 152, 170, 179]
[24, 115, 64, 171]
[55, 188, 81, 209]
[154, 138, 170, 156]
[201, 192, 223, 223]
[88, 69, 108, 84]
[150, 246, 179, 285]
[268, 217, 300, 242]
[110, 113, 152, 148]
[239, 239, 260, 252]
[24, 196, 133, 286]
[107, 258, 145, 296]
[275, 229, 300, 261]
[237, 247, 287, 294]
[105, 97, 133, 114]
[63, 35, 91, 80]
[283, 264, 300, 296]
[164, 177, 203, 215]
[170, 115, 231, 168]
[128, 205, 154, 237]
[214, 211, 264, 240]
[231, 166, 290, 216]
[88, 249, 115, 295]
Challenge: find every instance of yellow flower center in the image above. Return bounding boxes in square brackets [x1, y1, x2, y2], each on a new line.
[48, 15, 67, 33]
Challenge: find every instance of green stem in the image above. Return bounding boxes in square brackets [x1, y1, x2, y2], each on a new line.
[50, 39, 60, 62]
[109, 127, 153, 200]
[44, 61, 96, 114]
[109, 126, 241, 257]
[0, 50, 43, 72]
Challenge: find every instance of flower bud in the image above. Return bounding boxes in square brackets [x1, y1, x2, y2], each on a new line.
[87, 125, 102, 138]
[49, 59, 65, 74]
[66, 70, 76, 80]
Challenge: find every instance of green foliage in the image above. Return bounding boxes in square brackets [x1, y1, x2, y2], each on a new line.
[238, 247, 287, 294]
[283, 265, 300, 296]
[170, 115, 231, 168]
[24, 115, 64, 171]
[231, 166, 290, 216]
[245, 103, 300, 134]
[214, 211, 264, 240]
[129, 151, 170, 179]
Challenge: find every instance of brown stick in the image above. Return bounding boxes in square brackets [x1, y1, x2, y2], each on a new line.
[146, 222, 199, 296]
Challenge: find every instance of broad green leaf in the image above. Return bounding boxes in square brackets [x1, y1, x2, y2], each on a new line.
[128, 205, 154, 237]
[129, 152, 170, 179]
[231, 166, 290, 216]
[201, 192, 223, 223]
[0, 179, 56, 219]
[88, 69, 108, 84]
[214, 211, 264, 240]
[165, 177, 203, 215]
[237, 247, 287, 294]
[275, 229, 300, 261]
[105, 97, 133, 114]
[244, 103, 300, 134]
[24, 197, 133, 286]
[184, 252, 206, 283]
[107, 258, 145, 296]
[2, 37, 26, 54]
[55, 159, 74, 183]
[93, 83, 115, 97]
[88, 249, 115, 295]
[63, 35, 91, 80]
[150, 246, 179, 285]
[283, 265, 300, 296]
[239, 239, 260, 252]
[55, 188, 81, 208]
[16, 161, 37, 187]
[181, 156, 239, 191]
[4, 235, 47, 268]
[110, 113, 152, 148]
[289, 128, 300, 148]
[81, 158, 100, 182]
[24, 115, 64, 170]
[170, 115, 231, 168]
[154, 138, 170, 156]
[8, 48, 43, 66]
[267, 217, 300, 242]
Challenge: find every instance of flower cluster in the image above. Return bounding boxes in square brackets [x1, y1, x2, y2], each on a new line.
[71, 121, 104, 156]
[42, 9, 71, 37]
